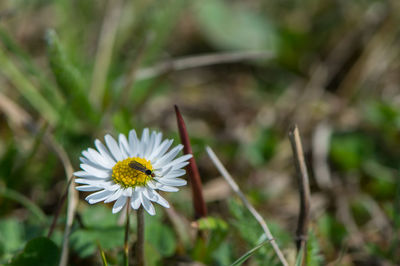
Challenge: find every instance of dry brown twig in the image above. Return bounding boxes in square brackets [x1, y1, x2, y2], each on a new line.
[175, 105, 208, 219]
[288, 125, 311, 265]
[205, 146, 289, 266]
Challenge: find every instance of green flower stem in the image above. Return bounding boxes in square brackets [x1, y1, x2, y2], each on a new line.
[136, 207, 145, 266]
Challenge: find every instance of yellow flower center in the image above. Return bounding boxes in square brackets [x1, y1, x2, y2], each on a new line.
[112, 157, 154, 188]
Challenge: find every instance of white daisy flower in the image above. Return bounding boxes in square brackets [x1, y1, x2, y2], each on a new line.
[74, 128, 192, 216]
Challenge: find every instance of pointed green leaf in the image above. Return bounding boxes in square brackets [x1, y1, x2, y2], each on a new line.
[230, 240, 271, 266]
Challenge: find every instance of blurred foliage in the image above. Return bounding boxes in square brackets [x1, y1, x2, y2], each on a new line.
[7, 237, 59, 266]
[0, 0, 399, 265]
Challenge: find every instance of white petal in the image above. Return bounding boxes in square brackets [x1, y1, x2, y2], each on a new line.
[105, 134, 124, 161]
[130, 189, 141, 209]
[153, 144, 183, 168]
[148, 139, 173, 161]
[168, 169, 186, 177]
[128, 129, 139, 157]
[74, 170, 93, 178]
[80, 164, 110, 178]
[152, 191, 170, 208]
[143, 187, 158, 201]
[86, 190, 113, 204]
[88, 148, 114, 168]
[122, 187, 133, 197]
[81, 151, 94, 162]
[157, 178, 187, 186]
[112, 196, 127, 213]
[162, 154, 192, 169]
[164, 170, 186, 179]
[76, 185, 101, 192]
[74, 175, 104, 182]
[144, 131, 156, 158]
[151, 132, 163, 156]
[154, 182, 179, 192]
[118, 134, 130, 158]
[169, 161, 190, 170]
[76, 179, 117, 190]
[155, 166, 173, 177]
[138, 128, 149, 157]
[80, 156, 109, 171]
[74, 178, 101, 185]
[104, 189, 123, 203]
[95, 139, 116, 165]
[140, 193, 155, 216]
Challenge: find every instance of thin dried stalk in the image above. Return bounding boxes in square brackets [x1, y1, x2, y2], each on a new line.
[136, 51, 273, 81]
[312, 122, 333, 190]
[47, 136, 77, 266]
[89, 0, 124, 107]
[288, 125, 311, 265]
[205, 146, 288, 266]
[47, 177, 73, 238]
[175, 105, 207, 219]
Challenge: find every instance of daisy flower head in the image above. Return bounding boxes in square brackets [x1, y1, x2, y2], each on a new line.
[74, 128, 192, 215]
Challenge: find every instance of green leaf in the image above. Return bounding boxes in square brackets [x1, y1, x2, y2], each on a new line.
[212, 242, 233, 266]
[145, 218, 176, 257]
[70, 227, 124, 258]
[330, 133, 373, 171]
[295, 245, 304, 266]
[228, 199, 291, 266]
[230, 240, 271, 266]
[194, 0, 277, 51]
[197, 217, 228, 231]
[70, 205, 124, 257]
[306, 231, 323, 266]
[8, 237, 59, 266]
[364, 101, 400, 130]
[81, 205, 119, 227]
[317, 214, 347, 248]
[0, 218, 24, 258]
[246, 128, 279, 166]
[144, 242, 161, 266]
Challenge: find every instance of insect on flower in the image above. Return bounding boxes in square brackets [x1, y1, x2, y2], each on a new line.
[74, 128, 192, 215]
[129, 161, 155, 177]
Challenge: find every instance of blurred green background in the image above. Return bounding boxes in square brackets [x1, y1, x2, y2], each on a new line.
[0, 0, 399, 265]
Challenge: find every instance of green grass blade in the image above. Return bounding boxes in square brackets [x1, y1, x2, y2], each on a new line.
[295, 245, 305, 266]
[0, 26, 65, 108]
[230, 240, 271, 266]
[0, 46, 59, 125]
[97, 242, 108, 266]
[0, 186, 47, 224]
[46, 29, 97, 123]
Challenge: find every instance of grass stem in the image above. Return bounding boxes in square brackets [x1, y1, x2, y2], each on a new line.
[136, 207, 145, 266]
[206, 146, 288, 266]
[124, 199, 131, 266]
